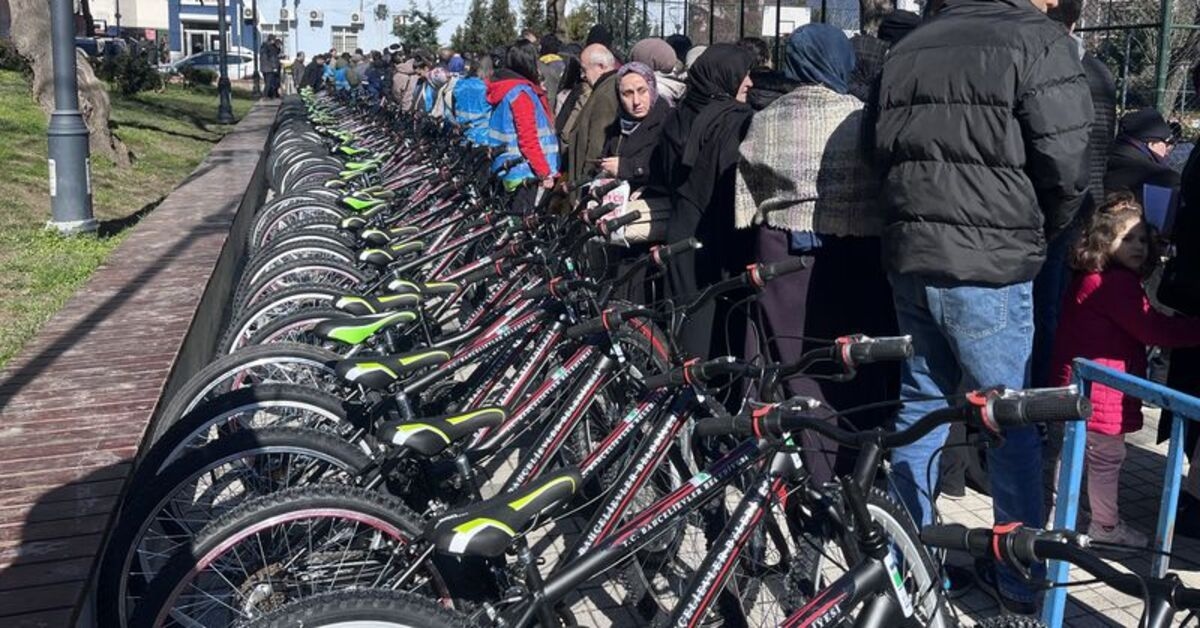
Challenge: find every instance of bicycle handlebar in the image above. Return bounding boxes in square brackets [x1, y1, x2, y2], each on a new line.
[563, 305, 654, 339]
[643, 356, 745, 390]
[586, 203, 619, 223]
[644, 335, 913, 391]
[692, 387, 1090, 446]
[921, 524, 1200, 612]
[650, 238, 702, 266]
[598, 211, 642, 237]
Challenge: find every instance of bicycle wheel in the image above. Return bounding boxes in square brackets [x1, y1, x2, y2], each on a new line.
[145, 383, 360, 474]
[246, 589, 469, 628]
[97, 427, 370, 628]
[243, 307, 355, 351]
[131, 485, 448, 628]
[239, 240, 357, 294]
[784, 487, 952, 628]
[237, 261, 367, 316]
[157, 342, 342, 427]
[219, 287, 342, 355]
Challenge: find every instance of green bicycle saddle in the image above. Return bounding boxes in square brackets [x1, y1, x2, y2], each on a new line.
[334, 348, 453, 390]
[376, 406, 506, 456]
[311, 310, 418, 346]
[428, 469, 582, 557]
[334, 293, 422, 316]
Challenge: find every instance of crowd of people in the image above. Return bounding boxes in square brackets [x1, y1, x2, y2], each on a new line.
[292, 0, 1200, 615]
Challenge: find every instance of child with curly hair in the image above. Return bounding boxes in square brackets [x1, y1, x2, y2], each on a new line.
[1049, 193, 1200, 546]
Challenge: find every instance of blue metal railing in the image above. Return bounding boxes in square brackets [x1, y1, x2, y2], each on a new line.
[1042, 358, 1200, 626]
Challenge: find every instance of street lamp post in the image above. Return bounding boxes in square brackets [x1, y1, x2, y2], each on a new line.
[47, 0, 96, 234]
[251, 0, 262, 97]
[216, 0, 236, 123]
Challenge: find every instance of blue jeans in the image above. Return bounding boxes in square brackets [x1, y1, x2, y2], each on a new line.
[888, 273, 1043, 603]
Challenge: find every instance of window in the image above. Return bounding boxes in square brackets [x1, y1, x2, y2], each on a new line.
[330, 26, 358, 54]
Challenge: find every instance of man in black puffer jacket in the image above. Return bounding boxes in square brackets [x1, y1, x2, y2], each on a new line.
[875, 0, 1091, 615]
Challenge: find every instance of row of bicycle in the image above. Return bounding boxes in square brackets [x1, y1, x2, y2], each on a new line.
[97, 91, 1200, 628]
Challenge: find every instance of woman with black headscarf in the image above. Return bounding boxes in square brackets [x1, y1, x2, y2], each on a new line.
[734, 24, 896, 482]
[650, 43, 756, 359]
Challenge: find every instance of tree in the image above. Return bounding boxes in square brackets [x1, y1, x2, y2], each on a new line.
[8, 0, 130, 165]
[519, 0, 547, 35]
[483, 0, 518, 50]
[563, 4, 595, 43]
[393, 2, 443, 52]
[546, 0, 568, 39]
[595, 0, 650, 52]
[451, 0, 491, 54]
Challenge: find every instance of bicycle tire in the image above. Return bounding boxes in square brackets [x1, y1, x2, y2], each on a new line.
[242, 306, 350, 351]
[250, 202, 347, 253]
[235, 242, 357, 307]
[784, 487, 952, 628]
[144, 383, 357, 476]
[156, 342, 342, 427]
[245, 589, 469, 628]
[97, 427, 370, 628]
[130, 485, 447, 628]
[235, 259, 367, 313]
[219, 286, 343, 355]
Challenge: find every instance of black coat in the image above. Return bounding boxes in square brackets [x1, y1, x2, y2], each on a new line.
[1082, 52, 1117, 212]
[745, 68, 802, 111]
[1159, 147, 1200, 451]
[601, 97, 670, 187]
[1103, 139, 1181, 202]
[874, 0, 1092, 285]
[301, 62, 325, 91]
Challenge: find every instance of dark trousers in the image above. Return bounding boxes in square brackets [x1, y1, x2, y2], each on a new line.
[264, 72, 281, 97]
[743, 228, 900, 484]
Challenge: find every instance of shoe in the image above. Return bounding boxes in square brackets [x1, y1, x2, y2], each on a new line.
[1087, 520, 1149, 548]
[942, 563, 974, 599]
[974, 558, 1039, 616]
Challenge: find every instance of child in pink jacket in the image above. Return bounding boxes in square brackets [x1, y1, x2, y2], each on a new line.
[1050, 193, 1200, 547]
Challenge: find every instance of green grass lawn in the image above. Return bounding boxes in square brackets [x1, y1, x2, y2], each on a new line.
[0, 71, 252, 368]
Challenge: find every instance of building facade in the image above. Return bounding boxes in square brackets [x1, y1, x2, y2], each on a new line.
[89, 0, 170, 33]
[167, 0, 408, 61]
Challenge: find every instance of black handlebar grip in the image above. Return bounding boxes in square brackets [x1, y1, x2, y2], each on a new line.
[693, 416, 752, 439]
[756, 257, 807, 284]
[991, 394, 1092, 428]
[586, 202, 618, 223]
[565, 319, 604, 339]
[919, 524, 975, 552]
[600, 211, 642, 236]
[589, 179, 623, 198]
[848, 336, 914, 365]
[457, 263, 500, 285]
[653, 238, 702, 263]
[643, 368, 687, 390]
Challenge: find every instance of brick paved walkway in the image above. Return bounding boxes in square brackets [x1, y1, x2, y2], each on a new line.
[0, 102, 277, 627]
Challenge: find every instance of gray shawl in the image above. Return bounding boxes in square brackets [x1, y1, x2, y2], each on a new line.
[734, 86, 884, 237]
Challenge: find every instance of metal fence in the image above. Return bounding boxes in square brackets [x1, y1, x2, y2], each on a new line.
[1076, 0, 1200, 120]
[596, 0, 896, 65]
[595, 0, 1198, 124]
[1045, 359, 1200, 627]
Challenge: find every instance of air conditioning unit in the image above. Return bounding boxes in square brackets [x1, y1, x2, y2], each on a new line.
[308, 9, 323, 23]
[241, 7, 255, 21]
[349, 12, 363, 25]
[279, 7, 292, 21]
